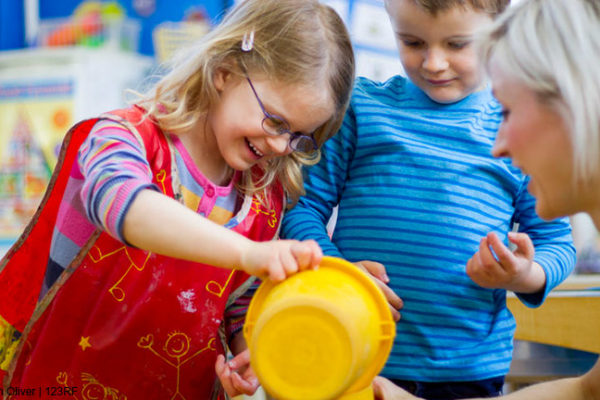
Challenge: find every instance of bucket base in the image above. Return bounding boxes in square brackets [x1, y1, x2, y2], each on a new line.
[338, 385, 374, 400]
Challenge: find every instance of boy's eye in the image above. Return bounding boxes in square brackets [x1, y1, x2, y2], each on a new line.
[448, 41, 469, 50]
[401, 39, 423, 48]
[501, 108, 510, 119]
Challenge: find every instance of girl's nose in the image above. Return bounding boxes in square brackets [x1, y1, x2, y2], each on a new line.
[265, 134, 291, 155]
[422, 48, 449, 73]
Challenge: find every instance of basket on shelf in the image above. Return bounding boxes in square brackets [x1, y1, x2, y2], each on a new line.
[152, 22, 210, 63]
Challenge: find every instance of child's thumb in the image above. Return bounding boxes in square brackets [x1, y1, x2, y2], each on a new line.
[508, 232, 534, 258]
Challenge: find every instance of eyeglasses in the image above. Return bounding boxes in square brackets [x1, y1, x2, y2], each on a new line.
[245, 75, 318, 152]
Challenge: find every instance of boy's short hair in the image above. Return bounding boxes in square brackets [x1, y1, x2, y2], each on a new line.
[410, 0, 510, 16]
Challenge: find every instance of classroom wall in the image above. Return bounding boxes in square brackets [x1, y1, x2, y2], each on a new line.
[0, 1, 26, 50]
[0, 0, 232, 55]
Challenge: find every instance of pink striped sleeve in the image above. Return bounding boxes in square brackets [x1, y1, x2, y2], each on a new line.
[78, 119, 159, 243]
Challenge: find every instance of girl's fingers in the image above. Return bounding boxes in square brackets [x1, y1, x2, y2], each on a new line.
[228, 349, 250, 370]
[232, 372, 259, 395]
[279, 248, 299, 276]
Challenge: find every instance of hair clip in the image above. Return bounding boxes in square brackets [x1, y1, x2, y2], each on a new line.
[241, 30, 255, 52]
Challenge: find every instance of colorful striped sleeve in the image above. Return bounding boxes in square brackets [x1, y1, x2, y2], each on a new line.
[78, 119, 160, 243]
[224, 281, 260, 344]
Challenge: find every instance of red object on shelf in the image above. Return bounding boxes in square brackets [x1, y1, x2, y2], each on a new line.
[45, 12, 102, 47]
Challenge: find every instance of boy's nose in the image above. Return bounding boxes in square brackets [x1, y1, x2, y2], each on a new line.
[422, 48, 449, 72]
[265, 134, 291, 155]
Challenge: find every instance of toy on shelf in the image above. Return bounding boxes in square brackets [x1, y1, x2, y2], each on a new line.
[38, 1, 140, 51]
[152, 7, 211, 63]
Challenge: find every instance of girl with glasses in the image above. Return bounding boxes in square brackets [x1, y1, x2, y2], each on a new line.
[0, 0, 354, 398]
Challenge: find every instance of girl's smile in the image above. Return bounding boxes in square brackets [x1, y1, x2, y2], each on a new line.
[246, 138, 265, 159]
[206, 70, 334, 174]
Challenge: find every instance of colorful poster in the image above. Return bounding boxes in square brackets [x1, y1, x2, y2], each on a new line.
[0, 80, 74, 239]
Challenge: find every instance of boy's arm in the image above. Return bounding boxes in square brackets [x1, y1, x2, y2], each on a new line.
[511, 176, 576, 306]
[280, 103, 358, 256]
[281, 92, 404, 320]
[466, 231, 547, 294]
[466, 177, 575, 304]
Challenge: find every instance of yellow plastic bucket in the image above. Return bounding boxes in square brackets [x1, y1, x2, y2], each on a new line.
[243, 256, 395, 400]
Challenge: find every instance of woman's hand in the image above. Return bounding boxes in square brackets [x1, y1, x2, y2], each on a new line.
[373, 376, 422, 400]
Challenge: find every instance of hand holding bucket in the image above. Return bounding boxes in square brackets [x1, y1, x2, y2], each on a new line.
[243, 256, 396, 400]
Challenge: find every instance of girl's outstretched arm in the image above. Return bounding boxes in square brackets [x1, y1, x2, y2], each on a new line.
[123, 189, 322, 281]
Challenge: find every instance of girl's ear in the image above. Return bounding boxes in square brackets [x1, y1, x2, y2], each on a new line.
[213, 67, 233, 92]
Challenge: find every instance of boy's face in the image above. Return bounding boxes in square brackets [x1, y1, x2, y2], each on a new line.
[386, 0, 493, 103]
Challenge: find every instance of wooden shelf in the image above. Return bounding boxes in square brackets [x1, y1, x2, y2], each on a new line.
[507, 286, 600, 354]
[555, 274, 600, 290]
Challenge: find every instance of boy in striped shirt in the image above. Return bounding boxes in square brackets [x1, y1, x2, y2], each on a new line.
[281, 0, 576, 398]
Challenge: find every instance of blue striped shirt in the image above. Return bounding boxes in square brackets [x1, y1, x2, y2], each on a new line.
[280, 76, 576, 382]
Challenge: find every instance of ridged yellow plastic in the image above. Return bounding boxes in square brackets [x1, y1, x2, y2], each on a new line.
[244, 256, 396, 400]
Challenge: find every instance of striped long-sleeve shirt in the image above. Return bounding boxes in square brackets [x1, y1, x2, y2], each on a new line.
[280, 76, 576, 382]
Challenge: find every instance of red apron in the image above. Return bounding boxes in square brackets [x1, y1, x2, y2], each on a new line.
[0, 107, 284, 399]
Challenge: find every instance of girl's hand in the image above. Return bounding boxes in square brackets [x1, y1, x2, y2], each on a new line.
[215, 350, 259, 397]
[354, 260, 403, 321]
[240, 239, 322, 282]
[466, 232, 545, 293]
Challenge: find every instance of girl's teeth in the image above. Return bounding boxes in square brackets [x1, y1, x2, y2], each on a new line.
[249, 142, 263, 157]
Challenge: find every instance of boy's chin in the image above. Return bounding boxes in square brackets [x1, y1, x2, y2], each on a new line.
[423, 88, 471, 104]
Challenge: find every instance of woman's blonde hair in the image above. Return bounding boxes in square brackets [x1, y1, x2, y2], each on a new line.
[137, 0, 354, 205]
[478, 0, 600, 183]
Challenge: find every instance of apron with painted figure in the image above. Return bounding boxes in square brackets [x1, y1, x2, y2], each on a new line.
[0, 106, 284, 399]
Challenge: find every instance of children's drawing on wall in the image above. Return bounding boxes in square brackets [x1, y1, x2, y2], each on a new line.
[0, 81, 73, 238]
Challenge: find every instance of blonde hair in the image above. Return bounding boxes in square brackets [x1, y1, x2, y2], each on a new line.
[390, 0, 510, 16]
[138, 0, 354, 205]
[478, 0, 600, 183]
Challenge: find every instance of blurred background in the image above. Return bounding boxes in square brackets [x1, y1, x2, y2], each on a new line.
[0, 0, 406, 256]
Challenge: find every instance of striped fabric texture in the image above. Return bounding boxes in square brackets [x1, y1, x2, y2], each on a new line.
[281, 76, 576, 382]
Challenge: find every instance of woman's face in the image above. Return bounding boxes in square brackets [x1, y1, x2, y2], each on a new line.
[489, 61, 583, 220]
